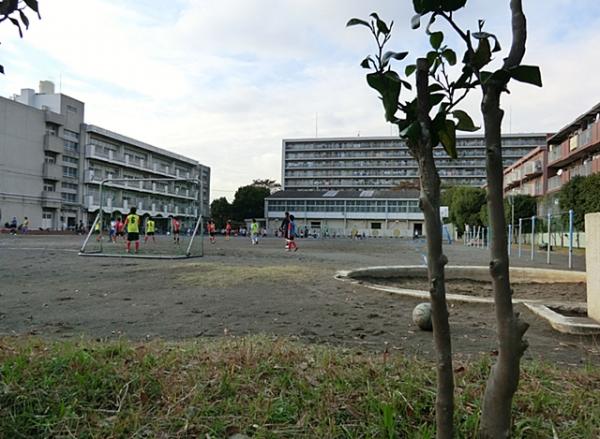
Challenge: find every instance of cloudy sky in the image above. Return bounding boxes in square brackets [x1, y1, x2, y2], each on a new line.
[1, 0, 599, 200]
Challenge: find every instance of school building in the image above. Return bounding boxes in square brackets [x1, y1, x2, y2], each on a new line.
[264, 189, 430, 238]
[0, 81, 210, 231]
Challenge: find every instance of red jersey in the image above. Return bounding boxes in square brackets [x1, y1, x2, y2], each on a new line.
[172, 218, 180, 232]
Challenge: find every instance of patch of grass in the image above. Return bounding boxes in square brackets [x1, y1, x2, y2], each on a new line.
[1, 336, 599, 438]
[178, 263, 317, 287]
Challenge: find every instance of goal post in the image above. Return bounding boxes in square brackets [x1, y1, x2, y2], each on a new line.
[79, 177, 204, 259]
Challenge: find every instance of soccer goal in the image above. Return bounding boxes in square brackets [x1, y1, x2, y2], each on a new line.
[79, 177, 204, 259]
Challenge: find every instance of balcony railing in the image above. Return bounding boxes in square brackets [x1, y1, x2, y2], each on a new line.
[86, 145, 198, 179]
[547, 175, 562, 192]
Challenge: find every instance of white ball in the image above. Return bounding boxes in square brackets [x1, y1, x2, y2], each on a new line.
[412, 302, 433, 331]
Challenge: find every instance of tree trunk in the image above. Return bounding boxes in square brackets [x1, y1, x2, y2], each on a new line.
[479, 85, 529, 439]
[415, 58, 454, 439]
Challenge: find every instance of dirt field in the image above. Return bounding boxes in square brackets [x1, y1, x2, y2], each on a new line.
[0, 234, 598, 366]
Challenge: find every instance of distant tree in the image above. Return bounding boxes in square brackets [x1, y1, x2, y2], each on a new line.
[480, 193, 537, 227]
[209, 197, 232, 228]
[231, 185, 270, 221]
[252, 179, 282, 194]
[559, 174, 600, 230]
[0, 0, 41, 74]
[442, 186, 486, 233]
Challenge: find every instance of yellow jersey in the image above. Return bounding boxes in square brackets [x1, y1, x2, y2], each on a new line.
[126, 214, 140, 233]
[146, 219, 155, 233]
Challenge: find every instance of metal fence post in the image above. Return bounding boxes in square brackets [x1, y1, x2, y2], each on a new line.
[531, 215, 536, 261]
[547, 212, 551, 264]
[518, 218, 522, 258]
[568, 209, 574, 269]
[508, 224, 512, 256]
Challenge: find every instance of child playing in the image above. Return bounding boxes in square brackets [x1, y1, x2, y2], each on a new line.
[250, 218, 259, 245]
[123, 207, 141, 254]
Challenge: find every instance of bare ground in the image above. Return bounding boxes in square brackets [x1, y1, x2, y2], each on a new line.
[0, 234, 598, 366]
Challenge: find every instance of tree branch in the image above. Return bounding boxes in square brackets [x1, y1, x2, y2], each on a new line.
[502, 0, 527, 69]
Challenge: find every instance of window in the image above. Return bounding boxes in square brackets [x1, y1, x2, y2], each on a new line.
[63, 129, 79, 140]
[44, 153, 56, 164]
[43, 181, 56, 192]
[61, 192, 78, 203]
[66, 104, 78, 113]
[310, 221, 321, 229]
[63, 167, 78, 178]
[64, 139, 79, 153]
[46, 123, 59, 136]
[62, 182, 78, 191]
[63, 156, 79, 165]
[371, 222, 382, 229]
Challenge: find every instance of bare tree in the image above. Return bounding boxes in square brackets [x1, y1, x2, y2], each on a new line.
[348, 11, 480, 438]
[412, 1, 542, 436]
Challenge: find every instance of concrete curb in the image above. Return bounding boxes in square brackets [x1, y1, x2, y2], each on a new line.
[336, 265, 600, 335]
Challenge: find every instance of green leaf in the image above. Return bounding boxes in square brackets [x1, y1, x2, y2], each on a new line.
[440, 0, 467, 11]
[400, 79, 413, 90]
[508, 65, 543, 87]
[430, 31, 444, 49]
[19, 10, 29, 29]
[405, 64, 417, 76]
[491, 36, 502, 52]
[0, 0, 18, 15]
[24, 0, 39, 12]
[479, 70, 492, 84]
[346, 18, 370, 28]
[411, 14, 421, 29]
[426, 50, 438, 68]
[471, 38, 491, 70]
[360, 56, 374, 69]
[438, 119, 457, 158]
[8, 17, 23, 38]
[472, 31, 491, 39]
[367, 71, 402, 122]
[441, 48, 456, 65]
[400, 120, 421, 145]
[452, 110, 480, 132]
[486, 68, 511, 84]
[0, 64, 4, 74]
[429, 93, 445, 107]
[428, 84, 444, 93]
[383, 51, 409, 64]
[370, 12, 390, 34]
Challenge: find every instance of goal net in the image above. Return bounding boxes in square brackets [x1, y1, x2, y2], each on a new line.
[79, 177, 204, 259]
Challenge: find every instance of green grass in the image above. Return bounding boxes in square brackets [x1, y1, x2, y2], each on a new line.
[1, 336, 599, 438]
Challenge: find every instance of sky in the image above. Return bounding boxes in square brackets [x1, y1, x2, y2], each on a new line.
[1, 0, 599, 201]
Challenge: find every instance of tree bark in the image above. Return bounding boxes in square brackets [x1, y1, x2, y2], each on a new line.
[415, 58, 454, 439]
[478, 2, 530, 438]
[478, 86, 529, 439]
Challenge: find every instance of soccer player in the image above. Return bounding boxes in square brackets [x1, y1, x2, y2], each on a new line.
[225, 220, 232, 240]
[207, 219, 217, 244]
[145, 217, 156, 243]
[124, 207, 141, 254]
[94, 218, 102, 242]
[286, 214, 298, 252]
[172, 216, 181, 245]
[280, 211, 290, 249]
[115, 217, 124, 240]
[250, 218, 259, 245]
[109, 217, 117, 243]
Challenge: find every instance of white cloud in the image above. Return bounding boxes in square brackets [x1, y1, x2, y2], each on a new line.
[1, 0, 599, 200]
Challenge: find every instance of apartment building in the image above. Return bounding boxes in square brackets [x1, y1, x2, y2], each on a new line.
[0, 81, 210, 231]
[503, 102, 600, 215]
[282, 134, 546, 190]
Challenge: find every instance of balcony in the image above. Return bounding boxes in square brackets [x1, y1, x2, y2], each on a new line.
[86, 145, 194, 179]
[84, 171, 198, 200]
[548, 145, 565, 163]
[547, 175, 562, 192]
[41, 191, 61, 208]
[44, 110, 65, 126]
[43, 163, 62, 180]
[44, 134, 63, 154]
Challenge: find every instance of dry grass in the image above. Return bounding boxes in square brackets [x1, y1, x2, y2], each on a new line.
[178, 263, 318, 287]
[1, 335, 599, 438]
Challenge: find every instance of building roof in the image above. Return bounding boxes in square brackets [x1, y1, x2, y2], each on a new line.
[267, 189, 420, 200]
[547, 102, 600, 145]
[283, 133, 549, 143]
